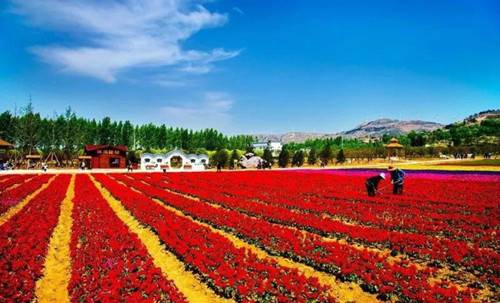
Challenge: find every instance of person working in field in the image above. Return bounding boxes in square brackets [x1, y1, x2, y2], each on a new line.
[388, 166, 405, 195]
[365, 172, 386, 196]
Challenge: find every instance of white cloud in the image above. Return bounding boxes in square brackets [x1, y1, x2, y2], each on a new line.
[162, 91, 234, 129]
[178, 64, 213, 74]
[10, 0, 239, 82]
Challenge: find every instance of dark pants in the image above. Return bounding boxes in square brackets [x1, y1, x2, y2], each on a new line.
[366, 181, 376, 196]
[393, 183, 403, 195]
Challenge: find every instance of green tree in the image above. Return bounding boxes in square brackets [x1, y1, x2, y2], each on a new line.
[245, 143, 254, 154]
[213, 149, 229, 168]
[0, 111, 17, 143]
[278, 148, 290, 168]
[98, 117, 113, 145]
[480, 118, 500, 136]
[336, 149, 346, 164]
[120, 120, 134, 148]
[262, 146, 274, 167]
[319, 145, 333, 166]
[61, 107, 80, 161]
[308, 148, 318, 165]
[292, 150, 305, 167]
[229, 149, 239, 169]
[17, 102, 41, 153]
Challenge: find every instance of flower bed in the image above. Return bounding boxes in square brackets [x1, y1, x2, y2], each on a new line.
[0, 169, 497, 302]
[0, 175, 70, 302]
[69, 174, 186, 302]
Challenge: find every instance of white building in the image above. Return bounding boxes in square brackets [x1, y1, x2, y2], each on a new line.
[252, 141, 282, 156]
[141, 149, 209, 171]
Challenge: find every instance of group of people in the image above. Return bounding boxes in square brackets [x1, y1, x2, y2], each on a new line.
[453, 152, 474, 159]
[365, 166, 405, 197]
[0, 161, 13, 170]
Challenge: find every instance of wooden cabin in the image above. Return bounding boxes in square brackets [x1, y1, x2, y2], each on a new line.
[84, 145, 128, 169]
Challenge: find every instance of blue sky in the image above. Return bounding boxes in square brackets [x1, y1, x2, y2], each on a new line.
[1, 0, 499, 134]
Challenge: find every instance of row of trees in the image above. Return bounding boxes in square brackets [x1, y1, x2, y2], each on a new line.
[208, 145, 348, 169]
[0, 104, 255, 161]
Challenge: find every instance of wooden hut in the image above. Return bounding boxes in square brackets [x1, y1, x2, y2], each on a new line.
[84, 145, 128, 169]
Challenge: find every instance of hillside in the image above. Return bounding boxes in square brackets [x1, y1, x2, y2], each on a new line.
[339, 119, 443, 139]
[254, 118, 443, 143]
[462, 109, 500, 125]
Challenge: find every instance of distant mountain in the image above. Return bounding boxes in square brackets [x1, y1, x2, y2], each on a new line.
[253, 118, 444, 144]
[253, 132, 333, 144]
[339, 119, 443, 139]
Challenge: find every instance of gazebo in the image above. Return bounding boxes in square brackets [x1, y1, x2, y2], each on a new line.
[385, 137, 404, 160]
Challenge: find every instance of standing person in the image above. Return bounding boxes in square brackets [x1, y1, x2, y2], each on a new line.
[216, 162, 222, 172]
[80, 161, 86, 170]
[365, 172, 386, 196]
[127, 160, 133, 172]
[388, 166, 405, 195]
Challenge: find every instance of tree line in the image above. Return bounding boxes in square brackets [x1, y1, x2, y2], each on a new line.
[0, 104, 254, 162]
[1, 103, 497, 167]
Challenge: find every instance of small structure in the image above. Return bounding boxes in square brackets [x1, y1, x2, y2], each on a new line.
[385, 137, 404, 160]
[141, 149, 209, 171]
[84, 145, 128, 169]
[0, 139, 13, 162]
[239, 152, 265, 169]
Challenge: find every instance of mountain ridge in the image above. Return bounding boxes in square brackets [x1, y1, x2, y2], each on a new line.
[252, 118, 444, 144]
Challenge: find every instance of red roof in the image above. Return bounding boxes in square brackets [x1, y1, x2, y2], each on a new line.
[84, 144, 128, 152]
[0, 138, 13, 147]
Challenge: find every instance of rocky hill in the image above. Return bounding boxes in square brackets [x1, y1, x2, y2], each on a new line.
[339, 119, 443, 139]
[253, 118, 443, 143]
[462, 109, 500, 125]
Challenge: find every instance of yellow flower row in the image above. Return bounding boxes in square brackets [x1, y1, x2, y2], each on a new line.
[35, 174, 75, 303]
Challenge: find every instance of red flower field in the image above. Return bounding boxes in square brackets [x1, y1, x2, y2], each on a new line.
[0, 170, 498, 303]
